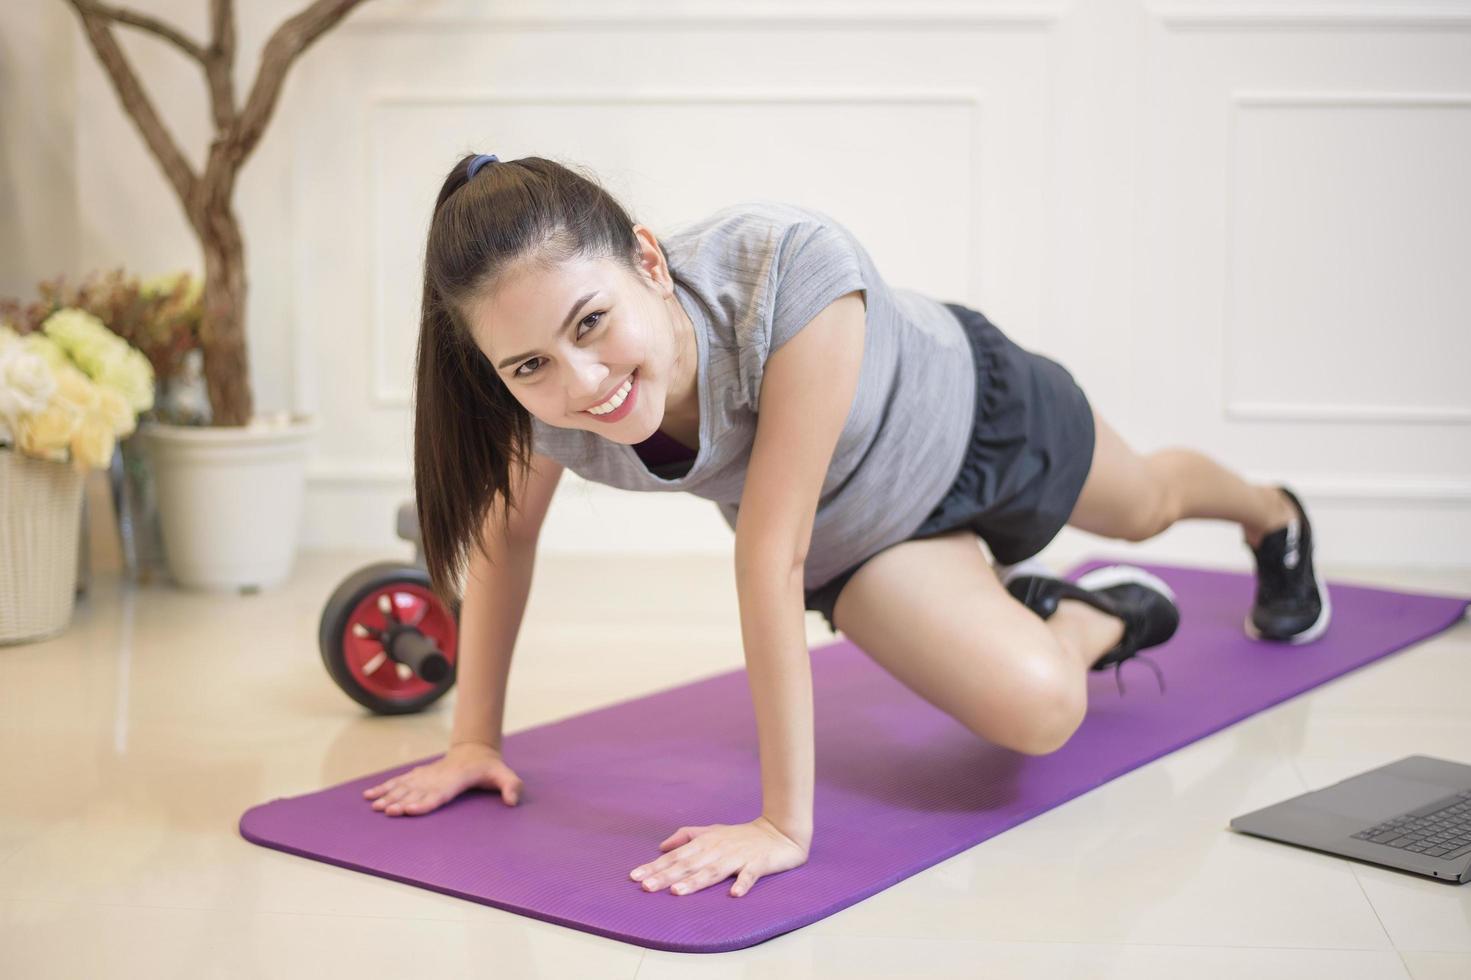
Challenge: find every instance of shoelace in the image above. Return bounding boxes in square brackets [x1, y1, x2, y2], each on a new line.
[1109, 654, 1166, 697]
[1098, 597, 1168, 697]
[1018, 576, 1172, 697]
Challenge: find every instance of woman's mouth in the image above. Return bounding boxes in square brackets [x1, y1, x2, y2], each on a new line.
[581, 369, 638, 423]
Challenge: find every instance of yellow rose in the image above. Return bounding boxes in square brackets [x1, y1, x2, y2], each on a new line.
[15, 361, 117, 468]
[53, 361, 100, 412]
[70, 415, 117, 469]
[17, 398, 81, 460]
[96, 384, 136, 439]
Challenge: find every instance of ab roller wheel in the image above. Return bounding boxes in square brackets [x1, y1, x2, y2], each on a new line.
[318, 561, 461, 715]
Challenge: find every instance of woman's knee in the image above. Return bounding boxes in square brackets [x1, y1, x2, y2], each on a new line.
[830, 529, 1087, 756]
[1015, 696, 1086, 755]
[965, 650, 1087, 755]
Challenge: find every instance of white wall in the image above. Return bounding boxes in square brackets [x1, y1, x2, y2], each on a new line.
[1, 1, 77, 300]
[4, 0, 1468, 570]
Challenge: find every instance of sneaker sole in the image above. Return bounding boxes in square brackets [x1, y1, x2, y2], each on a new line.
[1243, 562, 1332, 644]
[1073, 564, 1178, 605]
[997, 556, 1056, 588]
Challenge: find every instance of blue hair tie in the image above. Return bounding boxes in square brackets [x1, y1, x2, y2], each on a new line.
[467, 153, 500, 178]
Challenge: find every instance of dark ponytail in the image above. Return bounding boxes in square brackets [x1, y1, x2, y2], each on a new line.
[413, 154, 644, 605]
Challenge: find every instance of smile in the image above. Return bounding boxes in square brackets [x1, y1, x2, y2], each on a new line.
[581, 369, 639, 422]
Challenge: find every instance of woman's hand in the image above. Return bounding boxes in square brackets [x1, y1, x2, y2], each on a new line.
[629, 816, 810, 898]
[363, 742, 524, 816]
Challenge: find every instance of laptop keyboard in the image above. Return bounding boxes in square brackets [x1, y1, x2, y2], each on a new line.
[1351, 788, 1471, 859]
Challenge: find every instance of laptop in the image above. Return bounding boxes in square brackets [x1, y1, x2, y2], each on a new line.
[1230, 755, 1471, 883]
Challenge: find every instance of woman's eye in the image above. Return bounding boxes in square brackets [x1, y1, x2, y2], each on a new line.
[513, 312, 603, 378]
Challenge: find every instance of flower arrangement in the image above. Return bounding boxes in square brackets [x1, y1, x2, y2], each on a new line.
[0, 309, 155, 471]
[2, 266, 203, 393]
[0, 269, 211, 593]
[0, 288, 169, 642]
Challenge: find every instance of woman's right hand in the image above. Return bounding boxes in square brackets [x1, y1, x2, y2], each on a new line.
[363, 741, 524, 816]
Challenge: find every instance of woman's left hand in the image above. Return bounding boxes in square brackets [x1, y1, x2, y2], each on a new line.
[630, 816, 810, 898]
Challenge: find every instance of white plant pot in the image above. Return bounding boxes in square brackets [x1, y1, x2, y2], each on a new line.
[144, 414, 319, 591]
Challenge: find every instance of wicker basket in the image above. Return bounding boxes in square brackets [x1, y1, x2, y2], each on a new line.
[0, 449, 85, 645]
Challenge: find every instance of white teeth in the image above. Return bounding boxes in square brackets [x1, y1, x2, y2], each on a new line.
[586, 375, 633, 414]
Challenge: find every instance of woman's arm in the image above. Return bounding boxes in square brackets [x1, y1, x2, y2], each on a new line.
[732, 290, 867, 841]
[734, 548, 816, 844]
[627, 292, 866, 898]
[448, 452, 564, 752]
[448, 536, 537, 752]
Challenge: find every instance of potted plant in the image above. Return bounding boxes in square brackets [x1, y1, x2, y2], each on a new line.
[0, 313, 153, 643]
[59, 0, 371, 590]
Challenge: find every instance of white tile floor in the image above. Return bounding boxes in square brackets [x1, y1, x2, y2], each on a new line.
[2, 545, 1469, 979]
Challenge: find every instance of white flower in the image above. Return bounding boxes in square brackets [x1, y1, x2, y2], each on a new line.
[2, 317, 143, 467]
[14, 360, 116, 469]
[0, 340, 58, 447]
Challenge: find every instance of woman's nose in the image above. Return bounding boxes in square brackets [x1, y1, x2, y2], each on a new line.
[572, 363, 612, 402]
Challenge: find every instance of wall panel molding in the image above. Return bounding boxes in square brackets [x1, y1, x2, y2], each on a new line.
[1220, 90, 1471, 426]
[1154, 3, 1471, 31]
[345, 2, 1069, 32]
[1225, 402, 1471, 424]
[306, 459, 1471, 505]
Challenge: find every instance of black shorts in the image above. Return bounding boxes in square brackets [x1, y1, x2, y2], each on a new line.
[803, 302, 1097, 635]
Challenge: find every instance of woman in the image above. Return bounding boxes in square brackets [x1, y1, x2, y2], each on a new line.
[363, 153, 1329, 902]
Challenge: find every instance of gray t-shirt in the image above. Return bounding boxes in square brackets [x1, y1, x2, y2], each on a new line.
[530, 200, 976, 591]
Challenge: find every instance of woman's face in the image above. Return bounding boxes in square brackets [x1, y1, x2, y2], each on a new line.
[465, 226, 687, 443]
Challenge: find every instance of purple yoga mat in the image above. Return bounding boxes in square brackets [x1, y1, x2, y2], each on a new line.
[240, 557, 1470, 952]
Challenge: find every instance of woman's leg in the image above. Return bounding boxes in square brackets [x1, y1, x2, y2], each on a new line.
[831, 528, 1125, 756]
[1066, 405, 1297, 548]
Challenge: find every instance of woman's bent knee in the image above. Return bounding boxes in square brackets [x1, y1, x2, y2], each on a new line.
[830, 528, 1090, 757]
[1011, 691, 1086, 755]
[1013, 707, 1084, 755]
[968, 659, 1087, 755]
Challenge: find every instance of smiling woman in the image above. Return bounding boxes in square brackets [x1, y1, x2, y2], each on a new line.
[410, 154, 695, 610]
[398, 151, 1317, 903]
[459, 243, 699, 440]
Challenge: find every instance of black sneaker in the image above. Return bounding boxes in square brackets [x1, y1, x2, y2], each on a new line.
[1244, 485, 1331, 644]
[1002, 564, 1181, 695]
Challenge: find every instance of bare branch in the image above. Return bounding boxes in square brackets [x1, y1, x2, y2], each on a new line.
[73, 0, 208, 63]
[204, 0, 238, 130]
[233, 0, 371, 166]
[63, 0, 200, 215]
[63, 0, 370, 427]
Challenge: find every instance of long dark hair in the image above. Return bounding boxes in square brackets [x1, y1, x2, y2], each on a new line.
[414, 154, 643, 605]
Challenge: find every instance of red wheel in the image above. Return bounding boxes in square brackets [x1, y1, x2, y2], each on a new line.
[319, 562, 460, 714]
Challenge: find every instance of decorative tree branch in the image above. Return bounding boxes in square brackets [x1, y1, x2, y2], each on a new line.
[66, 1, 200, 207]
[75, 1, 209, 62]
[205, 0, 238, 131]
[63, 0, 371, 426]
[234, 0, 365, 162]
